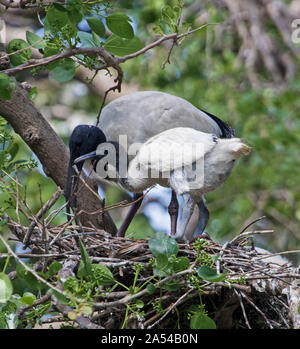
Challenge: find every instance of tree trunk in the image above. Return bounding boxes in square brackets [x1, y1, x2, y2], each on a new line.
[0, 83, 117, 235]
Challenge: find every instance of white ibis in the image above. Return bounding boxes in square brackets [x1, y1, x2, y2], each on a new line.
[75, 127, 251, 242]
[66, 91, 235, 237]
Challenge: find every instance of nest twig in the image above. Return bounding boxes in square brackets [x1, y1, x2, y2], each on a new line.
[1, 185, 300, 329]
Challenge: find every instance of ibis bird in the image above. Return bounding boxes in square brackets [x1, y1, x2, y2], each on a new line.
[66, 91, 235, 238]
[75, 127, 251, 242]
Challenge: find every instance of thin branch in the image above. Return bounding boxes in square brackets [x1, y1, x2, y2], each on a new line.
[23, 186, 63, 247]
[4, 46, 118, 76]
[117, 23, 218, 65]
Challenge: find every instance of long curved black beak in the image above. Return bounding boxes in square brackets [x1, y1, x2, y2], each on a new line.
[74, 151, 97, 164]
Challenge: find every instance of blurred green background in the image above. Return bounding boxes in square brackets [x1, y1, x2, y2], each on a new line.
[1, 0, 300, 263]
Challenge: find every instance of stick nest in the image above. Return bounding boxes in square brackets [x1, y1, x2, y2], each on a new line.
[5, 210, 300, 330]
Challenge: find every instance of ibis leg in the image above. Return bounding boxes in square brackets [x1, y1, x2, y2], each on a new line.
[192, 196, 210, 241]
[117, 193, 143, 237]
[168, 190, 179, 235]
[174, 193, 195, 242]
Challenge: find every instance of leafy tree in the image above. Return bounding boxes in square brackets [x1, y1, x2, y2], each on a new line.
[0, 0, 299, 329]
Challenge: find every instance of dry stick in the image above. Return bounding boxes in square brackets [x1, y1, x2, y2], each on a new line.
[239, 215, 267, 234]
[0, 233, 81, 302]
[255, 249, 300, 261]
[234, 289, 251, 329]
[0, 175, 31, 221]
[16, 293, 52, 317]
[95, 69, 123, 126]
[92, 266, 195, 310]
[147, 288, 195, 329]
[53, 299, 103, 329]
[49, 219, 73, 247]
[76, 196, 144, 217]
[23, 187, 63, 247]
[2, 169, 22, 224]
[45, 202, 70, 226]
[229, 229, 273, 246]
[72, 165, 102, 205]
[239, 291, 273, 329]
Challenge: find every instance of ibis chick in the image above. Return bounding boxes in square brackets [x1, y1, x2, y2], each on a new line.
[67, 91, 235, 236]
[75, 127, 251, 242]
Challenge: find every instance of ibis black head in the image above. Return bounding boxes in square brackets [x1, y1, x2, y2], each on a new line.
[65, 125, 107, 215]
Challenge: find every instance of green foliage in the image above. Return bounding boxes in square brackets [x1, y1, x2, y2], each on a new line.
[0, 274, 13, 303]
[50, 58, 76, 82]
[86, 17, 106, 37]
[104, 34, 143, 56]
[0, 74, 15, 100]
[5, 0, 145, 89]
[197, 265, 227, 282]
[0, 118, 37, 219]
[1, 0, 300, 329]
[106, 13, 134, 39]
[189, 307, 216, 329]
[7, 39, 31, 66]
[25, 31, 46, 49]
[149, 231, 178, 258]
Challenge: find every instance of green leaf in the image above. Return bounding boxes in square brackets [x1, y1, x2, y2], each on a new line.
[106, 13, 134, 39]
[53, 3, 68, 12]
[47, 261, 62, 277]
[49, 289, 69, 304]
[197, 265, 227, 282]
[26, 31, 46, 49]
[190, 312, 216, 329]
[20, 292, 36, 306]
[7, 39, 31, 66]
[162, 5, 175, 19]
[45, 5, 69, 32]
[79, 304, 93, 315]
[146, 283, 156, 295]
[148, 232, 178, 258]
[77, 31, 98, 48]
[0, 73, 16, 100]
[92, 31, 102, 47]
[0, 273, 13, 303]
[50, 58, 75, 82]
[104, 34, 143, 56]
[7, 143, 19, 160]
[163, 281, 181, 292]
[156, 253, 169, 270]
[91, 264, 115, 286]
[172, 256, 190, 273]
[16, 263, 45, 291]
[29, 87, 38, 100]
[135, 299, 144, 309]
[87, 17, 105, 38]
[67, 6, 83, 25]
[78, 239, 92, 277]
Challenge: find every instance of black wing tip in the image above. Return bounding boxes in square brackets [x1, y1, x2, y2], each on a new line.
[200, 109, 235, 139]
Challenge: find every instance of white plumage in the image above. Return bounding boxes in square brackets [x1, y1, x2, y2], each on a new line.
[75, 127, 251, 241]
[67, 91, 235, 238]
